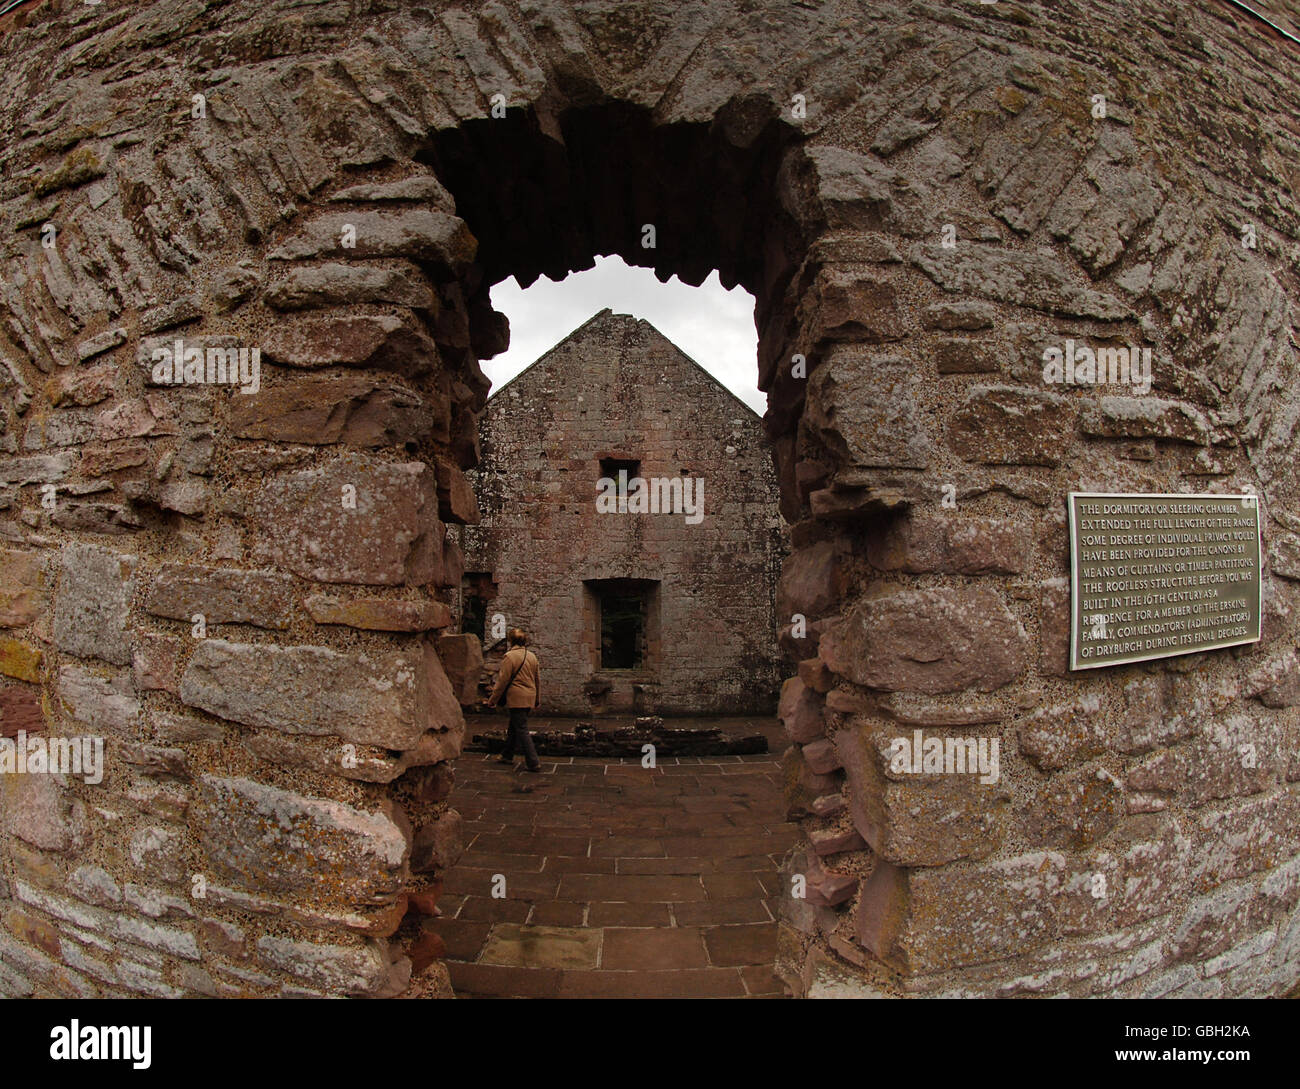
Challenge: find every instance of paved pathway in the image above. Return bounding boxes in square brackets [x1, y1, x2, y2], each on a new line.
[432, 717, 796, 998]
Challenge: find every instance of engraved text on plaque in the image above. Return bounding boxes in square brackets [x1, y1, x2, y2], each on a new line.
[1068, 492, 1262, 670]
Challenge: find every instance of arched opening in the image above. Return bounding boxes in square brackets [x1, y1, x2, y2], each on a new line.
[391, 104, 813, 996]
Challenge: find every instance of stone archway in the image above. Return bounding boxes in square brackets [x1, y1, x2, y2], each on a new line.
[1, 0, 1298, 1000]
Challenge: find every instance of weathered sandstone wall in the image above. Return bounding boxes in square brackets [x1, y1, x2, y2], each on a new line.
[0, 0, 1296, 998]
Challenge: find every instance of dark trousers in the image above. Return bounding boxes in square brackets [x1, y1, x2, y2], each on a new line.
[502, 707, 540, 769]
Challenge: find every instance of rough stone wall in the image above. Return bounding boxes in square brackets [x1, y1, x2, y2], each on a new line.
[459, 310, 785, 715]
[0, 0, 1296, 999]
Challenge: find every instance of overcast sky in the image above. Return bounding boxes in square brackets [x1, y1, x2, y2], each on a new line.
[484, 255, 765, 415]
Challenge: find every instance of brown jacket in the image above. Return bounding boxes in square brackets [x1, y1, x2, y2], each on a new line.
[489, 646, 540, 709]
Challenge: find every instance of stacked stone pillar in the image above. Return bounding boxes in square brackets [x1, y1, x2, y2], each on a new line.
[0, 155, 495, 994]
[765, 137, 1300, 998]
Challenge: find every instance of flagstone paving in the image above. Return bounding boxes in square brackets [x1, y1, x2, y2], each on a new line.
[431, 716, 796, 998]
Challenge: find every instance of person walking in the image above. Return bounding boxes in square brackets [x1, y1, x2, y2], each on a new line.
[485, 628, 542, 773]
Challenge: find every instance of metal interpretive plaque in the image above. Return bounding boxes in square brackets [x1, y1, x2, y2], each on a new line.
[1068, 493, 1262, 670]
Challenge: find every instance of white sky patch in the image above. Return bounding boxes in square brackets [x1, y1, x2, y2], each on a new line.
[485, 255, 764, 415]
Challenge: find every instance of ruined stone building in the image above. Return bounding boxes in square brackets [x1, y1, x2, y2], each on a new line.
[0, 0, 1298, 1002]
[458, 310, 785, 716]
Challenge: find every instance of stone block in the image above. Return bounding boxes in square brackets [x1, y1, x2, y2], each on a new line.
[1243, 650, 1300, 709]
[329, 176, 452, 205]
[825, 688, 872, 715]
[266, 209, 476, 270]
[47, 364, 116, 407]
[0, 637, 42, 683]
[434, 457, 480, 525]
[1038, 577, 1070, 677]
[264, 262, 436, 310]
[934, 337, 1002, 374]
[120, 741, 191, 782]
[779, 616, 838, 661]
[1020, 765, 1124, 848]
[133, 633, 184, 694]
[79, 442, 150, 477]
[776, 539, 849, 621]
[778, 676, 825, 744]
[0, 548, 50, 628]
[435, 633, 484, 705]
[1270, 533, 1300, 580]
[229, 373, 432, 447]
[949, 386, 1075, 466]
[52, 543, 136, 666]
[809, 826, 867, 856]
[305, 595, 452, 632]
[912, 242, 1131, 321]
[0, 452, 75, 484]
[256, 934, 410, 997]
[438, 532, 464, 590]
[805, 350, 934, 471]
[1169, 884, 1258, 963]
[153, 712, 223, 746]
[262, 313, 437, 375]
[250, 455, 441, 586]
[797, 657, 834, 694]
[129, 826, 188, 885]
[179, 638, 463, 750]
[1126, 712, 1281, 807]
[401, 762, 455, 807]
[58, 662, 140, 736]
[856, 853, 1067, 973]
[803, 858, 858, 908]
[781, 744, 840, 821]
[801, 738, 841, 775]
[780, 146, 928, 234]
[922, 301, 996, 331]
[811, 269, 906, 343]
[0, 682, 44, 737]
[410, 809, 465, 874]
[241, 731, 412, 784]
[192, 775, 411, 905]
[94, 398, 162, 442]
[866, 511, 1026, 574]
[16, 880, 198, 962]
[4, 910, 61, 958]
[820, 587, 1028, 694]
[1193, 787, 1300, 890]
[811, 793, 847, 819]
[142, 564, 295, 629]
[1080, 397, 1215, 444]
[201, 919, 247, 960]
[0, 774, 87, 853]
[836, 722, 1004, 866]
[1017, 694, 1104, 770]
